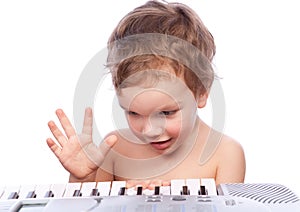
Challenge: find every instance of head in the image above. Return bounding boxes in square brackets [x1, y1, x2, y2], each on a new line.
[106, 0, 216, 153]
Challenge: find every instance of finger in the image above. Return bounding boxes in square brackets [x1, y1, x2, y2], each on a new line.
[98, 135, 118, 156]
[82, 107, 93, 135]
[148, 179, 163, 190]
[140, 180, 151, 189]
[126, 180, 138, 188]
[46, 138, 62, 158]
[55, 109, 76, 139]
[162, 180, 171, 186]
[48, 120, 68, 147]
[127, 180, 150, 189]
[79, 135, 117, 168]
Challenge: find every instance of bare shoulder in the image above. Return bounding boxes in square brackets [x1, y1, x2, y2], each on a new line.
[217, 134, 245, 157]
[214, 133, 246, 184]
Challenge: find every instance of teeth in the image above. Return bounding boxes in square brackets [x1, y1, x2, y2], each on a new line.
[154, 139, 171, 143]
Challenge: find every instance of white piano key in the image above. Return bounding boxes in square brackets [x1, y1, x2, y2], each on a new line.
[81, 182, 96, 196]
[50, 184, 66, 198]
[186, 179, 200, 195]
[64, 183, 82, 197]
[126, 187, 136, 196]
[110, 181, 126, 196]
[34, 184, 52, 198]
[18, 184, 37, 199]
[171, 179, 185, 195]
[200, 178, 217, 195]
[0, 186, 4, 199]
[143, 188, 154, 196]
[126, 185, 145, 196]
[1, 185, 20, 199]
[96, 181, 111, 196]
[160, 186, 171, 195]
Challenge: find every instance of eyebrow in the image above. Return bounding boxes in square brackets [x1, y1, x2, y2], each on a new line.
[119, 104, 127, 110]
[160, 102, 183, 110]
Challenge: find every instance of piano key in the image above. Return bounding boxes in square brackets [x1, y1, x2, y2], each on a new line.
[160, 186, 171, 195]
[127, 182, 173, 196]
[8, 192, 19, 199]
[118, 187, 126, 195]
[199, 185, 206, 195]
[34, 184, 52, 198]
[181, 185, 189, 195]
[186, 179, 200, 195]
[96, 181, 111, 196]
[1, 185, 20, 200]
[154, 186, 160, 195]
[44, 190, 54, 198]
[64, 183, 82, 197]
[170, 179, 185, 195]
[26, 191, 37, 198]
[136, 186, 143, 195]
[126, 185, 144, 196]
[201, 178, 217, 195]
[49, 183, 66, 198]
[81, 182, 96, 197]
[73, 189, 82, 197]
[0, 186, 5, 199]
[110, 181, 126, 196]
[90, 188, 99, 196]
[18, 184, 36, 199]
[143, 188, 154, 196]
[126, 187, 136, 196]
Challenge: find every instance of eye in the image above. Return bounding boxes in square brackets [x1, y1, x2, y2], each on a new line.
[159, 110, 177, 116]
[127, 111, 139, 116]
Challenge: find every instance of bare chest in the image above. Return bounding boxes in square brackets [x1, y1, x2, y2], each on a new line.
[114, 146, 217, 181]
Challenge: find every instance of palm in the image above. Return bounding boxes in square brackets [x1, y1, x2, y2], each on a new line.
[47, 108, 116, 180]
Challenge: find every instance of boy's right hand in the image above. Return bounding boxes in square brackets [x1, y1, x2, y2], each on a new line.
[46, 108, 117, 180]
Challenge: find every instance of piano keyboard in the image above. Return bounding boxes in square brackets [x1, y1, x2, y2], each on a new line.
[0, 178, 216, 200]
[0, 179, 299, 212]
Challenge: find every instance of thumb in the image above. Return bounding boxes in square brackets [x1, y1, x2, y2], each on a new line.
[98, 134, 117, 156]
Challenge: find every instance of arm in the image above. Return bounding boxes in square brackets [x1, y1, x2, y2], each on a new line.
[47, 108, 117, 182]
[215, 137, 246, 185]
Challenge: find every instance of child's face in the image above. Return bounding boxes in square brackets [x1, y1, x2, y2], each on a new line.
[117, 70, 201, 154]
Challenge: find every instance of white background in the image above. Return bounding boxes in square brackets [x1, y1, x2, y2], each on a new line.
[0, 0, 300, 196]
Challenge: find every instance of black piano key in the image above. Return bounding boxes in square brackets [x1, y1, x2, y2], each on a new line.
[44, 190, 54, 198]
[181, 185, 190, 195]
[73, 189, 82, 197]
[8, 192, 19, 199]
[154, 186, 160, 195]
[118, 187, 126, 195]
[199, 185, 206, 195]
[90, 188, 100, 196]
[136, 186, 143, 195]
[26, 191, 37, 198]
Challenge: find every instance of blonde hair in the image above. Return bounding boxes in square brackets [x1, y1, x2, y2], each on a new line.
[107, 0, 216, 96]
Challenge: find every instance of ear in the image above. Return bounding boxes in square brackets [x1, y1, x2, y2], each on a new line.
[197, 92, 209, 108]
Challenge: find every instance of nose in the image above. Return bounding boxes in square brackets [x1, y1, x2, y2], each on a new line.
[142, 115, 165, 140]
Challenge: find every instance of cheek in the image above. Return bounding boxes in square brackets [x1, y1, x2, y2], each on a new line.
[127, 116, 142, 132]
[165, 119, 182, 137]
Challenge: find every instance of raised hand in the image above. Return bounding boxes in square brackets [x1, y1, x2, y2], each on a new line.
[46, 108, 117, 180]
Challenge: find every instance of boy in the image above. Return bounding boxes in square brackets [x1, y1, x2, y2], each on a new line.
[47, 0, 245, 188]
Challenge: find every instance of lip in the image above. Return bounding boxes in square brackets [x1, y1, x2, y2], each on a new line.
[150, 138, 172, 150]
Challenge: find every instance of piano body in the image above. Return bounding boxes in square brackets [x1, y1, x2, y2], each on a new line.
[0, 179, 299, 212]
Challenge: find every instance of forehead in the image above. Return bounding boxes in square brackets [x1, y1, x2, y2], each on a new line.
[125, 89, 182, 115]
[117, 73, 196, 110]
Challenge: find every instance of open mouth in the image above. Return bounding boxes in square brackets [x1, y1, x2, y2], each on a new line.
[150, 138, 172, 150]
